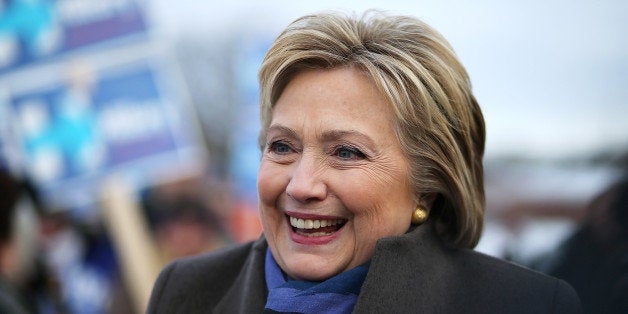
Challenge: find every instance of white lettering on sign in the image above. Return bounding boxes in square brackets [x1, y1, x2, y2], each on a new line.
[98, 100, 167, 144]
[56, 0, 137, 25]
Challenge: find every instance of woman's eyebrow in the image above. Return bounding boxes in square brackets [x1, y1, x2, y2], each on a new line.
[267, 126, 377, 149]
[320, 129, 376, 148]
[267, 125, 299, 139]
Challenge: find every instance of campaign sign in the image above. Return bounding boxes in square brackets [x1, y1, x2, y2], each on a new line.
[9, 60, 199, 209]
[229, 37, 270, 203]
[0, 0, 147, 73]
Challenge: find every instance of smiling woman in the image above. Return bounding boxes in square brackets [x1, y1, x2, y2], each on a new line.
[147, 10, 582, 313]
[258, 67, 415, 282]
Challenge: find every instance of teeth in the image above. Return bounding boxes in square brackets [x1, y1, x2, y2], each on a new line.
[297, 231, 333, 237]
[289, 216, 343, 230]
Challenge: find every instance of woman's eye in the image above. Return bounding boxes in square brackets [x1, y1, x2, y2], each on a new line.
[335, 146, 365, 160]
[269, 141, 293, 155]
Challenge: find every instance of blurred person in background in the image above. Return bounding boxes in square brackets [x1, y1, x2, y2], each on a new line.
[142, 185, 232, 262]
[39, 209, 128, 314]
[147, 11, 581, 313]
[536, 156, 628, 314]
[0, 170, 63, 313]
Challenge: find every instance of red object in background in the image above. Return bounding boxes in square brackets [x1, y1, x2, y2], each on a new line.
[229, 202, 263, 243]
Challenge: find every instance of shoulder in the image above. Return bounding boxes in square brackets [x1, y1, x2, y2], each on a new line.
[453, 244, 572, 291]
[147, 239, 265, 313]
[359, 224, 582, 313]
[455, 249, 582, 313]
[456, 247, 556, 282]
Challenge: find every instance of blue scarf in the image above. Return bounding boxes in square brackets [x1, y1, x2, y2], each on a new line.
[264, 249, 370, 314]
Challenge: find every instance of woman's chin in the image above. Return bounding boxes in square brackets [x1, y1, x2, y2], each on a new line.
[282, 255, 346, 281]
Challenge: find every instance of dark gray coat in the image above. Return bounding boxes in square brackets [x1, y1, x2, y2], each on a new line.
[147, 223, 582, 313]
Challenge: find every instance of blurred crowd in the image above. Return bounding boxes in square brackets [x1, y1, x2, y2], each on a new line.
[0, 169, 262, 313]
[532, 169, 628, 313]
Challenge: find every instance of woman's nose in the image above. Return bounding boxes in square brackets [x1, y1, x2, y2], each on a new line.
[285, 155, 327, 203]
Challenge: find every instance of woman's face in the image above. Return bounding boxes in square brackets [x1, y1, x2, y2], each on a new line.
[258, 67, 415, 281]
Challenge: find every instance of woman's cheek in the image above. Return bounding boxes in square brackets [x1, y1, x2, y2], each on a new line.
[257, 163, 285, 206]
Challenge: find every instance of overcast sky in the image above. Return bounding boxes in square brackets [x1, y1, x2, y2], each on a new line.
[151, 0, 628, 159]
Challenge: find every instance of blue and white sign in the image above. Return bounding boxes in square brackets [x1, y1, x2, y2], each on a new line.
[0, 0, 148, 73]
[7, 59, 201, 209]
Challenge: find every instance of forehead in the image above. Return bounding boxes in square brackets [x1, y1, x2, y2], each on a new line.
[271, 67, 395, 131]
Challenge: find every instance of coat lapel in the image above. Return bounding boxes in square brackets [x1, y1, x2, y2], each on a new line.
[213, 237, 269, 313]
[354, 223, 457, 313]
[212, 225, 456, 313]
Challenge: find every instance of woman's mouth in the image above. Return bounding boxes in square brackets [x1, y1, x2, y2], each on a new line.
[288, 215, 347, 237]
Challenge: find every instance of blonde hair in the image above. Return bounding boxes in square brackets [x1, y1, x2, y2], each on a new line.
[258, 11, 485, 248]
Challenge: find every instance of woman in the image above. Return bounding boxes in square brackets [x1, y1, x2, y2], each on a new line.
[148, 11, 582, 313]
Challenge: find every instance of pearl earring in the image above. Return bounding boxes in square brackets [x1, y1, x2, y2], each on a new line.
[411, 206, 428, 225]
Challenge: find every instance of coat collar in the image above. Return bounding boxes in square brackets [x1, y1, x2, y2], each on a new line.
[213, 236, 269, 313]
[355, 222, 458, 312]
[214, 222, 452, 313]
